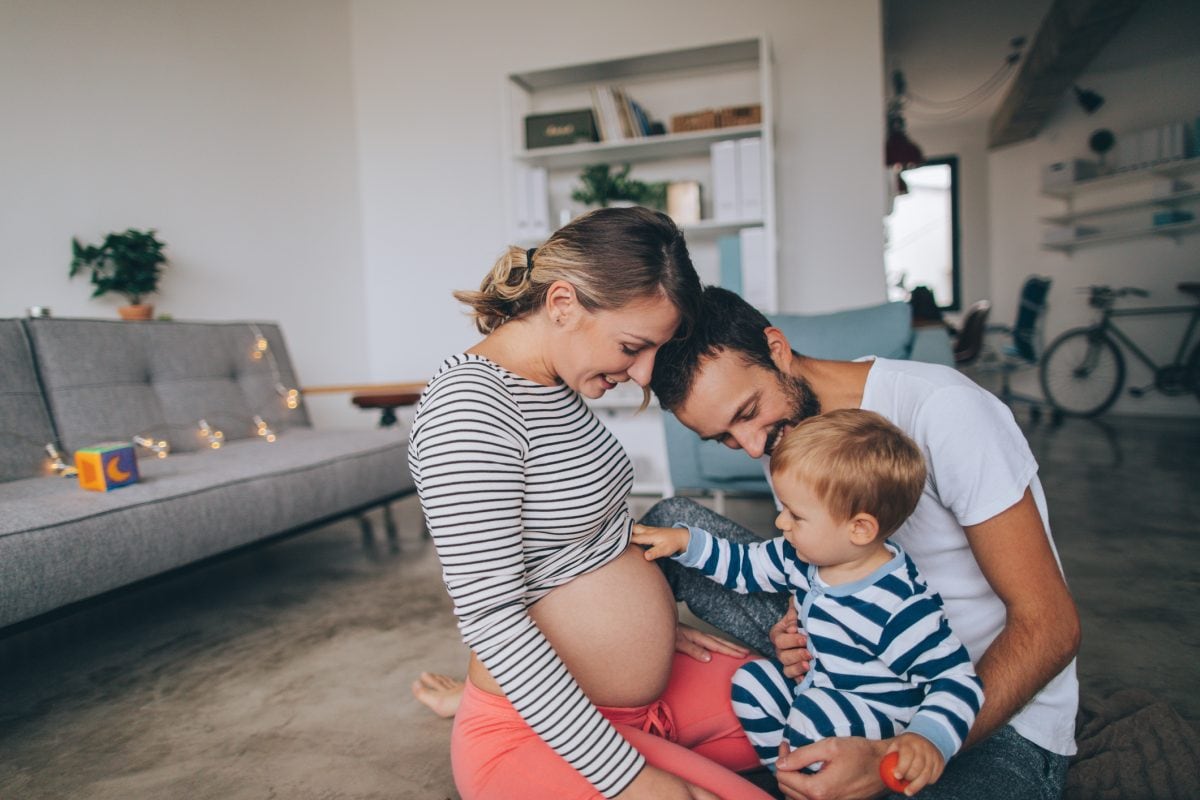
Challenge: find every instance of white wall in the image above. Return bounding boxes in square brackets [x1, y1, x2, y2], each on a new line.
[988, 49, 1200, 416]
[1, 0, 368, 427]
[350, 0, 888, 382]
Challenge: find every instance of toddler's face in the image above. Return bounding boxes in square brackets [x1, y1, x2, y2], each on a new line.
[773, 479, 860, 567]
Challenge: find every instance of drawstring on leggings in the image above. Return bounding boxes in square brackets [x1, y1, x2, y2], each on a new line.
[641, 699, 678, 742]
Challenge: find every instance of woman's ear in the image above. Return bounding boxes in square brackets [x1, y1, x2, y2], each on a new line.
[544, 280, 579, 326]
[764, 327, 795, 371]
[847, 512, 880, 546]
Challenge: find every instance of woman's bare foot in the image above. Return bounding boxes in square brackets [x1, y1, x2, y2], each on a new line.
[411, 672, 465, 718]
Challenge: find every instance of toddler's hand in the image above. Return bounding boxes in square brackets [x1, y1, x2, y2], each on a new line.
[883, 733, 945, 796]
[631, 524, 689, 560]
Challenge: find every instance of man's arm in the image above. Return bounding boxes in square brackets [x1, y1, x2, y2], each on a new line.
[775, 489, 1080, 799]
[960, 487, 1080, 746]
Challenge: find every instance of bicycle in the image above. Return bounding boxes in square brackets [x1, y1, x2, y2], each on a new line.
[1039, 282, 1200, 417]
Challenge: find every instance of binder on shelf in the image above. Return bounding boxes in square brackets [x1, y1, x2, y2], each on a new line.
[717, 235, 742, 295]
[739, 226, 770, 311]
[738, 137, 763, 220]
[512, 164, 550, 241]
[711, 140, 740, 221]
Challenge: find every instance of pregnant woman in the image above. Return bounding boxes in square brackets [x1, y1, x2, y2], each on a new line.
[408, 207, 771, 799]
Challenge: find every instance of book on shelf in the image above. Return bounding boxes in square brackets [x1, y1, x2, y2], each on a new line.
[738, 137, 764, 220]
[739, 227, 770, 311]
[710, 140, 740, 221]
[512, 164, 550, 241]
[587, 86, 655, 142]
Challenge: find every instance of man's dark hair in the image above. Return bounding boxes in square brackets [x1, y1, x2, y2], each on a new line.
[650, 286, 778, 411]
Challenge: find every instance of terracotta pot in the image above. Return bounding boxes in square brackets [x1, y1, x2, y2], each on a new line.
[118, 304, 154, 321]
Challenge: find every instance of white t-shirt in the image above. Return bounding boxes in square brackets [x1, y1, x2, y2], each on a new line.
[858, 357, 1078, 756]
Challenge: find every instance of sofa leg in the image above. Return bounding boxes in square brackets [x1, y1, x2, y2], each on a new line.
[711, 490, 727, 517]
[383, 503, 398, 545]
[359, 514, 374, 546]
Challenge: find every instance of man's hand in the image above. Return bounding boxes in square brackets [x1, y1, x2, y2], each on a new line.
[631, 524, 690, 560]
[883, 733, 945, 796]
[770, 597, 812, 679]
[775, 738, 889, 800]
[675, 623, 750, 663]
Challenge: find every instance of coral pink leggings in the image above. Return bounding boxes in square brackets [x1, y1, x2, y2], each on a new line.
[451, 651, 773, 799]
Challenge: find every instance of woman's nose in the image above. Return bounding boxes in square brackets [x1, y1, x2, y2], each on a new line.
[627, 350, 656, 387]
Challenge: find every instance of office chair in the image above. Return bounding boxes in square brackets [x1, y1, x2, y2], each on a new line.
[980, 276, 1054, 421]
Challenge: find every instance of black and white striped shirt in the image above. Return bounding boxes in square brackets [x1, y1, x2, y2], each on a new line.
[408, 354, 644, 797]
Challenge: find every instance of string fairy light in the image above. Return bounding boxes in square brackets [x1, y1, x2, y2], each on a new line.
[133, 434, 171, 459]
[197, 419, 225, 450]
[248, 323, 302, 411]
[253, 415, 277, 443]
[44, 443, 78, 477]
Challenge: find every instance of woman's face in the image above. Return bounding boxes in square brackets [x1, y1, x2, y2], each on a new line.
[555, 291, 681, 399]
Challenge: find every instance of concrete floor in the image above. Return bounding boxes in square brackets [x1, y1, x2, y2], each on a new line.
[0, 413, 1196, 799]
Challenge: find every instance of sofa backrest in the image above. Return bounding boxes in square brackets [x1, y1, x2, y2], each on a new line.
[26, 318, 310, 454]
[0, 320, 60, 483]
[771, 301, 913, 361]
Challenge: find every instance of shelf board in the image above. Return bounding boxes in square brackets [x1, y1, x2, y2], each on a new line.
[1040, 188, 1200, 225]
[1042, 219, 1200, 251]
[682, 218, 764, 236]
[514, 124, 763, 169]
[509, 39, 760, 91]
[1041, 156, 1200, 198]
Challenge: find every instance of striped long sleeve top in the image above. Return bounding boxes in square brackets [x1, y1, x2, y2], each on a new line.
[408, 354, 643, 797]
[675, 527, 984, 762]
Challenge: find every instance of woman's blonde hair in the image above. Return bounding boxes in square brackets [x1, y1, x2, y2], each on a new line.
[769, 409, 927, 538]
[454, 206, 700, 335]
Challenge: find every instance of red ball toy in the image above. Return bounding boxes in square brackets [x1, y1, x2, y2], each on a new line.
[879, 751, 911, 793]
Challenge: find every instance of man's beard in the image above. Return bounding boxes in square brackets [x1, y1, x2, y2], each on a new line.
[763, 373, 821, 457]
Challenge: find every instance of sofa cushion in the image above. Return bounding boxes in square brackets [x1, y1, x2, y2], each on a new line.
[771, 301, 913, 361]
[27, 318, 309, 454]
[0, 320, 59, 483]
[0, 428, 413, 628]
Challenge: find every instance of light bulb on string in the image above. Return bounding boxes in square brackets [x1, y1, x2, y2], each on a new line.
[133, 435, 171, 459]
[251, 336, 269, 361]
[44, 443, 78, 477]
[253, 415, 277, 443]
[198, 419, 225, 450]
[276, 383, 301, 410]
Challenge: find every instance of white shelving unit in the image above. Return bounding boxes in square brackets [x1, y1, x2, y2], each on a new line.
[502, 38, 778, 496]
[1041, 157, 1200, 252]
[502, 36, 777, 310]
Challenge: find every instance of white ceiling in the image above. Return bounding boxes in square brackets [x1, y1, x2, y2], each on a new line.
[884, 0, 1200, 128]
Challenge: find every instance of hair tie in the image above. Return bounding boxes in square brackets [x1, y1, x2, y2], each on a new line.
[525, 248, 536, 273]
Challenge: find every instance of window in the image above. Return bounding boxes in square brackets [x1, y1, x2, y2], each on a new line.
[884, 156, 961, 310]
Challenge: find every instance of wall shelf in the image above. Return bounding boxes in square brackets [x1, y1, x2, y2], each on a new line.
[1042, 219, 1200, 252]
[1040, 156, 1200, 198]
[1039, 188, 1200, 225]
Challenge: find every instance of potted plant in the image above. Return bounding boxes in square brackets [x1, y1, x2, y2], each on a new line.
[69, 228, 168, 320]
[571, 164, 667, 210]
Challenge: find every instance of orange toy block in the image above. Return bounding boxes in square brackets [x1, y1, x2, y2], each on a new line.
[75, 442, 140, 491]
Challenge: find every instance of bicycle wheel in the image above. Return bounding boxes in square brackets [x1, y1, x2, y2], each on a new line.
[1039, 328, 1126, 417]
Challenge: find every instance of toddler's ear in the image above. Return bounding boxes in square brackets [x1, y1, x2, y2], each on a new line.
[848, 513, 880, 545]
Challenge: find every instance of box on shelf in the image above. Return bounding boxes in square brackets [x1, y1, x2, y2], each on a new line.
[1042, 159, 1099, 188]
[667, 181, 701, 225]
[1152, 209, 1195, 227]
[718, 104, 762, 128]
[671, 109, 719, 133]
[524, 109, 598, 149]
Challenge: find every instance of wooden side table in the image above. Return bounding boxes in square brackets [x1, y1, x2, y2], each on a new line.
[302, 382, 427, 427]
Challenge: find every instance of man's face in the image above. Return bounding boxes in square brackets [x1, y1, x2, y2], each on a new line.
[673, 348, 819, 459]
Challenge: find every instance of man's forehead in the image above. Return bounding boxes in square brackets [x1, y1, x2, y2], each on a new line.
[678, 351, 760, 432]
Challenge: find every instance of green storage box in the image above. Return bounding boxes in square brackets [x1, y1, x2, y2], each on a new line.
[525, 109, 598, 149]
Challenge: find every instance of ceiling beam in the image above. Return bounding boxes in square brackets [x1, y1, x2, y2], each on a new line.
[988, 0, 1142, 149]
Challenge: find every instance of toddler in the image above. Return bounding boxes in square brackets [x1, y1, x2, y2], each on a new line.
[632, 408, 984, 795]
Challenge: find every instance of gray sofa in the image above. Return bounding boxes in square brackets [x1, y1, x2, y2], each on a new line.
[0, 317, 414, 632]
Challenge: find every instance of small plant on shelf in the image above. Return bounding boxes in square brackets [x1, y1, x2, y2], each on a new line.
[571, 164, 667, 210]
[69, 228, 168, 320]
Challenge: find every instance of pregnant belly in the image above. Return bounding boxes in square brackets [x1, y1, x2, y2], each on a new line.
[468, 544, 678, 707]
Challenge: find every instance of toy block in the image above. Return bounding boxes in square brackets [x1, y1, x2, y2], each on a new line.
[75, 442, 140, 492]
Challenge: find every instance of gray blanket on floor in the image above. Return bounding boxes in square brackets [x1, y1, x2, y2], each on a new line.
[1067, 689, 1200, 800]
